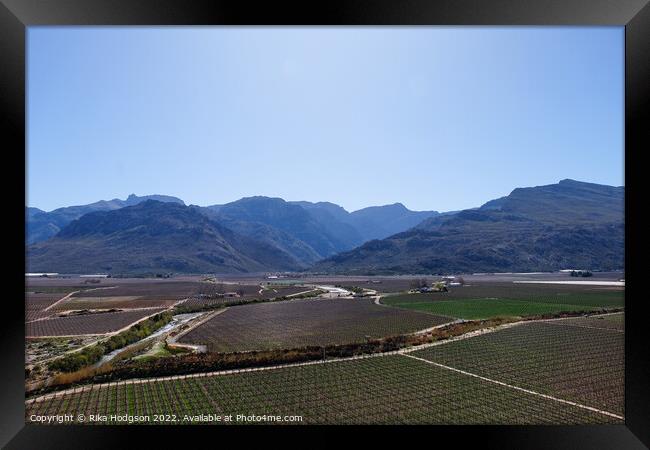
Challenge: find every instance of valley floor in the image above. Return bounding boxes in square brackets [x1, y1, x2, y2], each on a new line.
[24, 273, 625, 425]
[26, 312, 623, 425]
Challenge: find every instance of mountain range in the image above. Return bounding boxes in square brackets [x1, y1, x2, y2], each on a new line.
[26, 194, 439, 274]
[313, 179, 624, 274]
[28, 201, 302, 274]
[26, 179, 624, 275]
[26, 194, 185, 244]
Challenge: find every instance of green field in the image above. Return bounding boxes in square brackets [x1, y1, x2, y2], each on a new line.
[26, 353, 615, 425]
[381, 297, 604, 319]
[381, 286, 623, 319]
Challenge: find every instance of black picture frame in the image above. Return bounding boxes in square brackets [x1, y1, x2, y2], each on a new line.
[2, 0, 648, 448]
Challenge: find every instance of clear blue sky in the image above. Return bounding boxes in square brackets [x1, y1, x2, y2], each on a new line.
[27, 27, 624, 213]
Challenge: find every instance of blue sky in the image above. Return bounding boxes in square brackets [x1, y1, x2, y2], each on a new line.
[27, 27, 624, 213]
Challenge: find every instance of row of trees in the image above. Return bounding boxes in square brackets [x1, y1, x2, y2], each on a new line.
[409, 278, 464, 290]
[48, 312, 173, 373]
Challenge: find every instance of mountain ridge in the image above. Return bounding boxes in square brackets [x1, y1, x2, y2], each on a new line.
[26, 194, 185, 244]
[28, 200, 301, 274]
[312, 179, 624, 275]
[26, 179, 624, 275]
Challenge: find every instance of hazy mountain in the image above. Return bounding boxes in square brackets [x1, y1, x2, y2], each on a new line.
[346, 203, 440, 241]
[291, 200, 440, 243]
[289, 201, 365, 249]
[28, 180, 622, 276]
[121, 194, 184, 206]
[206, 197, 359, 259]
[195, 205, 322, 266]
[291, 201, 352, 223]
[27, 200, 302, 274]
[312, 180, 624, 275]
[26, 194, 185, 244]
[27, 194, 444, 271]
[206, 197, 440, 262]
[26, 207, 45, 220]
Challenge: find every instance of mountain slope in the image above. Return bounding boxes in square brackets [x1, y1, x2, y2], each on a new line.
[27, 200, 302, 274]
[206, 197, 357, 259]
[346, 203, 440, 241]
[313, 180, 624, 275]
[26, 194, 185, 244]
[28, 193, 442, 267]
[195, 205, 321, 266]
[289, 201, 364, 250]
[291, 200, 440, 243]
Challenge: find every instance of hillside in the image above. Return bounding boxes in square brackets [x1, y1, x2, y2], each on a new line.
[206, 196, 357, 259]
[27, 200, 302, 274]
[26, 180, 623, 275]
[28, 193, 442, 268]
[195, 205, 323, 266]
[290, 200, 439, 243]
[312, 179, 624, 275]
[26, 194, 185, 244]
[346, 203, 440, 241]
[204, 197, 441, 263]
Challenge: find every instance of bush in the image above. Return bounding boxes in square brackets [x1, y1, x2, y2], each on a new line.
[570, 270, 593, 277]
[48, 344, 105, 372]
[341, 286, 364, 294]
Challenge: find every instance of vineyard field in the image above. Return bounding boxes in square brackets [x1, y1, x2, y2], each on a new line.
[552, 312, 624, 331]
[178, 286, 312, 310]
[25, 293, 65, 322]
[179, 298, 452, 352]
[53, 296, 179, 311]
[26, 308, 167, 337]
[25, 354, 616, 425]
[412, 320, 624, 416]
[70, 281, 204, 300]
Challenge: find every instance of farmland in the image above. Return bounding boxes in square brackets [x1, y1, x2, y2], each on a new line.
[24, 274, 625, 425]
[26, 284, 90, 294]
[25, 353, 616, 425]
[385, 282, 625, 301]
[69, 281, 203, 300]
[291, 277, 440, 293]
[382, 297, 608, 319]
[381, 283, 623, 319]
[178, 298, 452, 352]
[53, 296, 179, 311]
[411, 319, 624, 416]
[259, 285, 313, 298]
[66, 281, 303, 301]
[29, 279, 312, 314]
[178, 285, 312, 310]
[26, 308, 167, 337]
[553, 312, 624, 331]
[25, 293, 67, 321]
